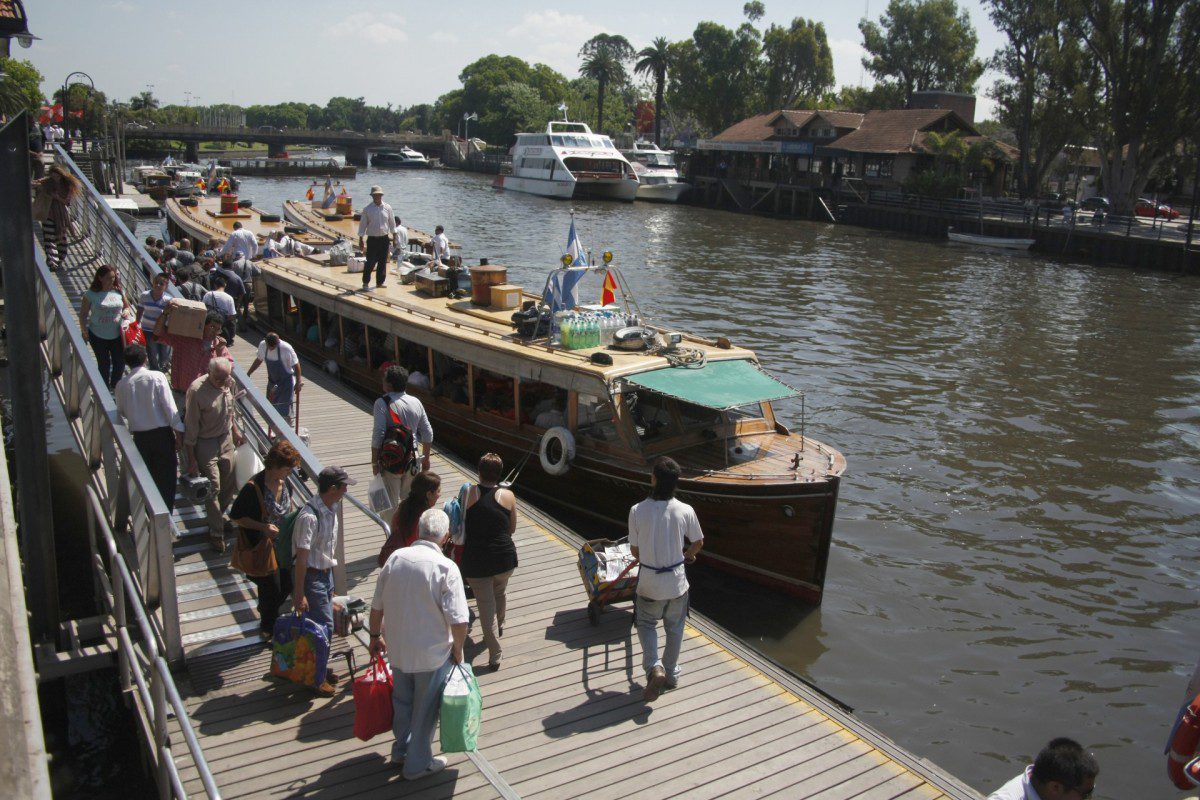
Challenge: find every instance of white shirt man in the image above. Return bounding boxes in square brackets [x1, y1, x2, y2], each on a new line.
[369, 509, 468, 780]
[371, 366, 435, 518]
[357, 198, 397, 239]
[219, 223, 259, 261]
[203, 287, 237, 319]
[628, 457, 704, 702]
[431, 228, 450, 264]
[293, 467, 355, 681]
[115, 350, 180, 514]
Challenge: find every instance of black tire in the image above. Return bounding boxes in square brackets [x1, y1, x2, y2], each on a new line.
[238, 199, 253, 208]
[587, 602, 600, 626]
[260, 213, 281, 223]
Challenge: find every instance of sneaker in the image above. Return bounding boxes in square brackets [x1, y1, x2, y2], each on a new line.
[403, 756, 447, 780]
[643, 666, 667, 702]
[312, 680, 336, 697]
[361, 285, 373, 292]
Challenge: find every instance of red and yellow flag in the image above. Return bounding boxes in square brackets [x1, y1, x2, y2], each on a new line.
[196, 178, 206, 190]
[601, 270, 618, 306]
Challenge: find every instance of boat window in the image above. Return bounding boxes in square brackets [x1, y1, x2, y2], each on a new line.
[266, 286, 286, 323]
[431, 351, 469, 405]
[551, 135, 565, 146]
[577, 394, 619, 443]
[521, 381, 566, 429]
[342, 320, 368, 366]
[627, 391, 678, 441]
[601, 137, 614, 149]
[474, 368, 516, 421]
[542, 136, 551, 146]
[366, 326, 389, 370]
[676, 399, 724, 431]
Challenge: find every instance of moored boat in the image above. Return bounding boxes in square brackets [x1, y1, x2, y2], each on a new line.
[164, 194, 336, 253]
[372, 147, 431, 168]
[621, 139, 691, 203]
[223, 156, 357, 178]
[495, 120, 639, 202]
[947, 229, 1035, 250]
[248, 249, 845, 601]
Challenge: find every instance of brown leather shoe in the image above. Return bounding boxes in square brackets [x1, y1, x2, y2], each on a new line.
[325, 669, 340, 685]
[644, 666, 666, 702]
[312, 680, 336, 697]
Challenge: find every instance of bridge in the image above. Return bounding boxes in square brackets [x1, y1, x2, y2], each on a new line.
[121, 124, 449, 165]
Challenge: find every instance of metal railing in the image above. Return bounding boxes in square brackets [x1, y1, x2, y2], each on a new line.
[85, 485, 220, 800]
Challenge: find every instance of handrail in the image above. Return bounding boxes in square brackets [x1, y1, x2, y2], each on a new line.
[85, 486, 220, 800]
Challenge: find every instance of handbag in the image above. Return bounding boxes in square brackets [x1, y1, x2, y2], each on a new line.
[439, 663, 482, 753]
[353, 655, 394, 741]
[229, 481, 279, 577]
[121, 318, 146, 347]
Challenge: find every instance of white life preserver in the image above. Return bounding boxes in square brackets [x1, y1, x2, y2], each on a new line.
[539, 426, 575, 476]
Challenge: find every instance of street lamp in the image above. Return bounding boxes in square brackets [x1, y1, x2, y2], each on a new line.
[463, 111, 478, 161]
[61, 71, 95, 148]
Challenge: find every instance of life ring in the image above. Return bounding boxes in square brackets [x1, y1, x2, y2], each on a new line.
[1168, 693, 1200, 789]
[539, 426, 575, 476]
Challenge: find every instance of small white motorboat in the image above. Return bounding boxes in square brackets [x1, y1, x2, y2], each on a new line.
[947, 228, 1035, 250]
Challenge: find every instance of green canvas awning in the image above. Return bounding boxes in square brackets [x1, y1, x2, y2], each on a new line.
[624, 359, 800, 410]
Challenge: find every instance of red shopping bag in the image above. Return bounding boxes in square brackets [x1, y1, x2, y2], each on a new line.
[353, 655, 394, 741]
[122, 319, 146, 347]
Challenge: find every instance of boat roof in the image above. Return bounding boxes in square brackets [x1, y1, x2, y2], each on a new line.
[282, 200, 457, 250]
[258, 253, 769, 394]
[165, 196, 333, 247]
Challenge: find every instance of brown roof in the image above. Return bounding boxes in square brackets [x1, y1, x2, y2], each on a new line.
[827, 109, 979, 154]
[712, 111, 778, 142]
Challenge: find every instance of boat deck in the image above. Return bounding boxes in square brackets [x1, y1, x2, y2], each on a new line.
[283, 200, 459, 251]
[51, 234, 978, 800]
[165, 196, 334, 250]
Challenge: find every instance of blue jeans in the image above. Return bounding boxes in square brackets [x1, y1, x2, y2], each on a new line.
[145, 332, 172, 373]
[88, 331, 125, 389]
[392, 658, 454, 775]
[635, 592, 689, 684]
[303, 567, 334, 643]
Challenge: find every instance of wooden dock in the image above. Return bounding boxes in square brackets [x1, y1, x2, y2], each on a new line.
[159, 328, 982, 800]
[44, 217, 981, 800]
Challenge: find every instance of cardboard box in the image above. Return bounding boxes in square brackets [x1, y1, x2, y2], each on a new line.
[490, 283, 522, 310]
[166, 299, 208, 339]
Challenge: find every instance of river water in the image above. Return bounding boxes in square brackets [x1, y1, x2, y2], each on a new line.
[212, 168, 1198, 798]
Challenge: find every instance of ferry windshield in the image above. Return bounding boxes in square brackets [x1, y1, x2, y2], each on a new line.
[643, 153, 675, 167]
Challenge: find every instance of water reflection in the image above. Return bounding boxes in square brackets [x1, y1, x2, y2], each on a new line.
[222, 169, 1200, 799]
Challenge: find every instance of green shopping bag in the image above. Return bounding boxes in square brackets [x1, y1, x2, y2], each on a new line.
[439, 663, 482, 752]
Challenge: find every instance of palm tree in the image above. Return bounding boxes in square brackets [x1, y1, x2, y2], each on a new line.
[634, 37, 671, 146]
[579, 33, 634, 133]
[129, 90, 159, 113]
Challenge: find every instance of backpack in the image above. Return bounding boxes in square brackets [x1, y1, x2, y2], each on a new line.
[443, 482, 471, 546]
[377, 396, 415, 475]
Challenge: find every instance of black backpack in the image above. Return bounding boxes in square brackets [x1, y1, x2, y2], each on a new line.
[378, 396, 416, 474]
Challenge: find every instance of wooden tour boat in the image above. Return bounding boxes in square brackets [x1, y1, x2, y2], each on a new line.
[164, 195, 335, 254]
[248, 252, 846, 602]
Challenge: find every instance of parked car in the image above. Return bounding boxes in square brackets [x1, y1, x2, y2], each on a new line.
[1135, 199, 1180, 219]
[1037, 192, 1067, 209]
[1080, 197, 1110, 212]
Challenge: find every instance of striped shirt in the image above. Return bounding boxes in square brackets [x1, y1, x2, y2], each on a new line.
[139, 290, 169, 334]
[294, 495, 340, 570]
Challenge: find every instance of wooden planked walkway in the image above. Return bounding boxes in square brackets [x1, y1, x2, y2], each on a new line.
[50, 237, 980, 799]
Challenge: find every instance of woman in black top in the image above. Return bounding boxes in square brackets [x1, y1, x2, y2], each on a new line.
[461, 452, 518, 670]
[230, 440, 301, 638]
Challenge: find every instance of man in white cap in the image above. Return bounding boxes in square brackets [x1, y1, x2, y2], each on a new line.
[357, 185, 397, 291]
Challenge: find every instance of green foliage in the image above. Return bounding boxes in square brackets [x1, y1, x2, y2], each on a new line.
[52, 83, 108, 133]
[904, 169, 961, 197]
[246, 102, 311, 129]
[129, 90, 159, 113]
[828, 83, 906, 112]
[666, 21, 763, 136]
[579, 34, 635, 133]
[743, 1, 765, 22]
[0, 57, 44, 117]
[974, 119, 1016, 146]
[635, 37, 671, 144]
[762, 18, 835, 108]
[859, 0, 985, 104]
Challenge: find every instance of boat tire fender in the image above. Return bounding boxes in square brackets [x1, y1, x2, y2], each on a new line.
[539, 427, 575, 476]
[259, 213, 281, 223]
[1169, 694, 1200, 789]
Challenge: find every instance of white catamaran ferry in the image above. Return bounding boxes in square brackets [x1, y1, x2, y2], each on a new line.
[495, 121, 639, 202]
[621, 139, 691, 203]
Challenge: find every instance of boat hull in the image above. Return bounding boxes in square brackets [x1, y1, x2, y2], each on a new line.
[947, 231, 1034, 250]
[498, 175, 638, 202]
[636, 182, 691, 203]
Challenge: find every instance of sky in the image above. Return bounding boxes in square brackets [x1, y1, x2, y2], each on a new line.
[19, 0, 1004, 122]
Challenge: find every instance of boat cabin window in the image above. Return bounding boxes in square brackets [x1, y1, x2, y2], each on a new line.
[474, 368, 516, 421]
[577, 394, 620, 443]
[520, 381, 566, 429]
[432, 354, 469, 405]
[550, 135, 565, 146]
[366, 327, 389, 370]
[627, 391, 678, 441]
[342, 319, 368, 365]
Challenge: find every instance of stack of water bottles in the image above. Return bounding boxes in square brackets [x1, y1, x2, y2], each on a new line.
[555, 310, 638, 350]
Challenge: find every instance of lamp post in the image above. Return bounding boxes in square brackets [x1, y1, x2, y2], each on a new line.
[463, 111, 477, 164]
[61, 71, 95, 150]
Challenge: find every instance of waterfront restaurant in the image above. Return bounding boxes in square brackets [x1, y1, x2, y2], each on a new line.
[690, 101, 1015, 210]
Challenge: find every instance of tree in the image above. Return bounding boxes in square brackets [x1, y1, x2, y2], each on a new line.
[743, 1, 765, 22]
[1067, 0, 1200, 215]
[0, 57, 44, 118]
[860, 0, 985, 105]
[987, 0, 1094, 199]
[578, 33, 634, 133]
[829, 83, 906, 112]
[666, 22, 763, 135]
[634, 37, 671, 145]
[762, 18, 835, 108]
[129, 90, 159, 113]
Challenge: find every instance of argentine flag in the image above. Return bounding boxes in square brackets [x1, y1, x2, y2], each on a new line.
[543, 218, 589, 313]
[321, 178, 336, 209]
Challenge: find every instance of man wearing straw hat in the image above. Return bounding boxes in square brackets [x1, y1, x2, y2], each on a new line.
[357, 185, 398, 291]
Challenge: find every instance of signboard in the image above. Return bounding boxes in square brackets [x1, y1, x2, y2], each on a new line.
[696, 139, 814, 155]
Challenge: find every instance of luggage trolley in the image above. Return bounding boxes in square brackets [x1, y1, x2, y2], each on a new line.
[577, 537, 639, 626]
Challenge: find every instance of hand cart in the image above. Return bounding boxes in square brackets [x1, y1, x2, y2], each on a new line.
[577, 538, 639, 626]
